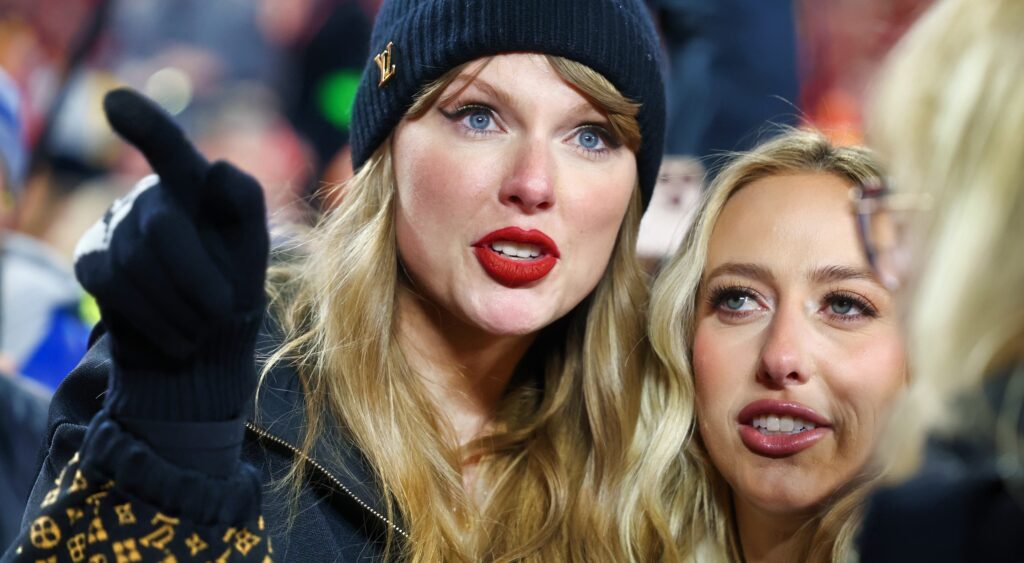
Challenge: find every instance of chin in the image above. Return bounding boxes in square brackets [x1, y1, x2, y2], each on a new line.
[468, 298, 561, 336]
[740, 479, 830, 517]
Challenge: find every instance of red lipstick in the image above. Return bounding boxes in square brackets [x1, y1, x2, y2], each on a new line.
[472, 227, 560, 288]
[736, 400, 832, 458]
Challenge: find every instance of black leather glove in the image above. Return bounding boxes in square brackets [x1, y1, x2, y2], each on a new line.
[74, 88, 269, 423]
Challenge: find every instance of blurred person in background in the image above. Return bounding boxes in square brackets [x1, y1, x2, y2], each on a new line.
[647, 0, 799, 164]
[0, 68, 91, 389]
[649, 130, 902, 562]
[268, 0, 375, 194]
[637, 0, 799, 270]
[0, 69, 52, 552]
[635, 155, 703, 270]
[856, 0, 1024, 560]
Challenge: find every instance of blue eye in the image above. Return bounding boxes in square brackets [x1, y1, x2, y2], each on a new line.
[830, 299, 855, 315]
[724, 295, 748, 310]
[821, 291, 879, 323]
[440, 104, 501, 134]
[574, 127, 610, 152]
[709, 287, 763, 316]
[467, 110, 492, 130]
[578, 129, 602, 149]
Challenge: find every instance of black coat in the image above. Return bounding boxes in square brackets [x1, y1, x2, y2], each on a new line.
[0, 375, 50, 549]
[2, 327, 404, 562]
[858, 368, 1024, 562]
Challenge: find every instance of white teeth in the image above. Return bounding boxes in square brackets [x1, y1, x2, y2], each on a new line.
[491, 241, 542, 259]
[751, 414, 818, 435]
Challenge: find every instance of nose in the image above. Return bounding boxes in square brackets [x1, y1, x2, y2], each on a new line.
[756, 304, 812, 388]
[499, 137, 555, 213]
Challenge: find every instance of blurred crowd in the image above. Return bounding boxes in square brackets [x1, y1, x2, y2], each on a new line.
[1, 0, 933, 550]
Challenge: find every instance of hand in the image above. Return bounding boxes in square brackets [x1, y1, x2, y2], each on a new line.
[75, 88, 269, 421]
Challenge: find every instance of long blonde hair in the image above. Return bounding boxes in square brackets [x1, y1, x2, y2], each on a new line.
[868, 0, 1024, 480]
[263, 55, 675, 561]
[649, 129, 887, 562]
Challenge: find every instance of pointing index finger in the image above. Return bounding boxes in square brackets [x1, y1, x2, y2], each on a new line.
[103, 88, 208, 215]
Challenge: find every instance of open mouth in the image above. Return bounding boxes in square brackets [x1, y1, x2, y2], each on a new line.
[749, 415, 818, 435]
[472, 227, 560, 288]
[737, 400, 832, 458]
[488, 241, 544, 260]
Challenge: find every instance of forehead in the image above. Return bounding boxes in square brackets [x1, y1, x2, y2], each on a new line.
[445, 54, 598, 111]
[707, 172, 867, 274]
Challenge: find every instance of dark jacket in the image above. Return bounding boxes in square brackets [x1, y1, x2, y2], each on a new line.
[858, 367, 1024, 562]
[0, 374, 50, 548]
[1, 327, 405, 562]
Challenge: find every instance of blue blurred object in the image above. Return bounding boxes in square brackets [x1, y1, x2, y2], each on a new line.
[1, 233, 93, 390]
[0, 68, 93, 390]
[0, 70, 26, 193]
[650, 0, 800, 163]
[19, 306, 92, 390]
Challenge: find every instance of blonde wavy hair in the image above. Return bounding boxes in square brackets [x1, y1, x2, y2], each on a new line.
[867, 0, 1024, 482]
[648, 129, 887, 562]
[261, 55, 679, 561]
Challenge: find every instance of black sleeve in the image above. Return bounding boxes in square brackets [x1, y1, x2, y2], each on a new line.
[1, 336, 272, 562]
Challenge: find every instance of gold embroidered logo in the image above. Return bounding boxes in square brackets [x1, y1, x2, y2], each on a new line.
[111, 539, 141, 562]
[67, 508, 85, 525]
[374, 42, 397, 87]
[29, 516, 61, 549]
[185, 533, 208, 556]
[67, 533, 87, 562]
[114, 503, 135, 525]
[68, 469, 88, 493]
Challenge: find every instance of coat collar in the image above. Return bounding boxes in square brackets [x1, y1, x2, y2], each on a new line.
[249, 326, 392, 524]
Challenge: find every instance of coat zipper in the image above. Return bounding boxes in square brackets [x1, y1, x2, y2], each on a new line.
[244, 421, 409, 539]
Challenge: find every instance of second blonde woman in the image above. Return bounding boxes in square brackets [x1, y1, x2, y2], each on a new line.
[649, 130, 906, 562]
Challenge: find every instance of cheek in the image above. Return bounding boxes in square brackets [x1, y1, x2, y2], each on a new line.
[562, 164, 636, 273]
[393, 159, 469, 295]
[692, 323, 737, 432]
[393, 142, 493, 271]
[830, 331, 908, 455]
[839, 334, 906, 413]
[397, 153, 467, 226]
[393, 125, 500, 230]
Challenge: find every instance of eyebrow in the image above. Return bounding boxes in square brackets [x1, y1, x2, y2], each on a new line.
[442, 76, 607, 122]
[808, 265, 880, 285]
[440, 75, 517, 110]
[704, 263, 775, 284]
[704, 262, 882, 287]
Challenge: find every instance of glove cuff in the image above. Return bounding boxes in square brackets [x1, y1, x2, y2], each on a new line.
[106, 313, 263, 422]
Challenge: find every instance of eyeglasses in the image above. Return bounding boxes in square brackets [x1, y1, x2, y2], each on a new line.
[851, 178, 933, 290]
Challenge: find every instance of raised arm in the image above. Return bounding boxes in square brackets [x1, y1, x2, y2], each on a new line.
[3, 89, 272, 562]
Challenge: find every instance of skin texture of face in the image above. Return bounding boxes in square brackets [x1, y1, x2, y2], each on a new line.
[692, 173, 906, 532]
[391, 54, 637, 337]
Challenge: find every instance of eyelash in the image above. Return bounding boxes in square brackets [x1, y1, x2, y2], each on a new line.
[438, 101, 620, 158]
[570, 124, 619, 159]
[705, 286, 880, 323]
[706, 285, 763, 319]
[822, 290, 879, 322]
[440, 103, 502, 137]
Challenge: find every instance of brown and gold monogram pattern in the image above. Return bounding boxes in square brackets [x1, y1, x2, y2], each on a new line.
[12, 453, 271, 562]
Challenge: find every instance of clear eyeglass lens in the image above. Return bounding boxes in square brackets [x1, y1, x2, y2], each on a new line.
[867, 206, 921, 290]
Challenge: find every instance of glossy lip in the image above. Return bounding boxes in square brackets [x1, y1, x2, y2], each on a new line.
[471, 227, 560, 288]
[736, 399, 833, 458]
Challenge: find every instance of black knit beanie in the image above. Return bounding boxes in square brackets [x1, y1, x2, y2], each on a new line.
[349, 0, 666, 209]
